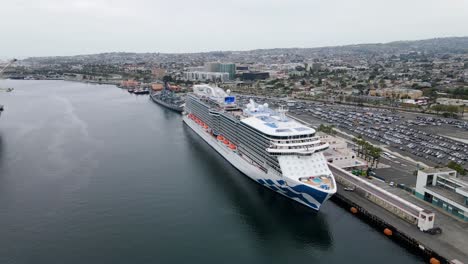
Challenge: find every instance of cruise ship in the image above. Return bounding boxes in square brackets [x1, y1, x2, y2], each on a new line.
[183, 84, 336, 211]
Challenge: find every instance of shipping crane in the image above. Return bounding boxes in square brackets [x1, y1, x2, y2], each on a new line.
[0, 58, 17, 114]
[0, 58, 17, 92]
[0, 58, 17, 75]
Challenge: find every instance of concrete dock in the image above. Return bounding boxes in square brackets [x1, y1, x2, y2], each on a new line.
[333, 180, 468, 263]
[289, 112, 467, 263]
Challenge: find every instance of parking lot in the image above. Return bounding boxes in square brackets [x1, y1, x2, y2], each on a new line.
[236, 95, 468, 171]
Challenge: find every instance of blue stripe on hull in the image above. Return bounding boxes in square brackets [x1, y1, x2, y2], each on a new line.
[184, 115, 330, 211]
[256, 179, 329, 210]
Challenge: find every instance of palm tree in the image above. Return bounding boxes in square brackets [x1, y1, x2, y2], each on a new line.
[352, 136, 360, 156]
[369, 146, 382, 168]
[352, 136, 366, 158]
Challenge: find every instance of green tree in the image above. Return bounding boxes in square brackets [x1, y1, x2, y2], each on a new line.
[317, 124, 336, 135]
[352, 136, 381, 167]
[352, 136, 365, 158]
[369, 146, 382, 168]
[162, 75, 173, 82]
[447, 161, 466, 176]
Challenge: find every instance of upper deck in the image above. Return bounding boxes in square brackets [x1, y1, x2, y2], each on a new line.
[240, 99, 316, 138]
[188, 85, 319, 140]
[192, 84, 238, 111]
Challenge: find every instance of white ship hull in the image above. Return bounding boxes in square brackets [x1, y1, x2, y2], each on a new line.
[183, 115, 334, 211]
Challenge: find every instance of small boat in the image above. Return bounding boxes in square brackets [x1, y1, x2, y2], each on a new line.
[133, 89, 149, 95]
[128, 89, 135, 93]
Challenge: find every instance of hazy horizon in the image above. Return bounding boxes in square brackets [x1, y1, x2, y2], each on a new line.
[2, 35, 466, 60]
[1, 0, 468, 58]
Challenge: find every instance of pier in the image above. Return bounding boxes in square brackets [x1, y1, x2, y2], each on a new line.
[329, 163, 467, 263]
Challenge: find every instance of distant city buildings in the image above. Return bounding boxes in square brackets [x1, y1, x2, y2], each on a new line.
[436, 98, 468, 106]
[151, 68, 167, 80]
[151, 83, 181, 92]
[183, 71, 230, 82]
[204, 62, 236, 79]
[415, 168, 468, 221]
[401, 97, 430, 106]
[183, 62, 236, 82]
[151, 83, 164, 91]
[241, 72, 270, 81]
[10, 37, 468, 105]
[369, 88, 423, 99]
[120, 80, 140, 88]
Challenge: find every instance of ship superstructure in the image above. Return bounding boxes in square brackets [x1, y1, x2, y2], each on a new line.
[183, 84, 336, 210]
[150, 82, 184, 113]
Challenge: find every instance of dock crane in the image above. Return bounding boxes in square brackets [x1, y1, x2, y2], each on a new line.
[0, 58, 17, 93]
[0, 58, 17, 113]
[0, 58, 17, 75]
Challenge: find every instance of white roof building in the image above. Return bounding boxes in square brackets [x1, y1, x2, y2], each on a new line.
[415, 167, 468, 222]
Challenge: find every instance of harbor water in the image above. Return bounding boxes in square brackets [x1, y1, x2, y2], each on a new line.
[0, 80, 423, 264]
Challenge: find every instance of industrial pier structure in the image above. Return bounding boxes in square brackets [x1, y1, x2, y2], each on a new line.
[329, 163, 466, 263]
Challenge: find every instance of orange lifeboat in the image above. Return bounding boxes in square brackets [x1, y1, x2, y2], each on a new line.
[204, 125, 208, 129]
[223, 139, 230, 145]
[229, 143, 237, 150]
[217, 135, 224, 141]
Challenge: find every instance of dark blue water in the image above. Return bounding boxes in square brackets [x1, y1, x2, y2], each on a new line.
[0, 80, 422, 264]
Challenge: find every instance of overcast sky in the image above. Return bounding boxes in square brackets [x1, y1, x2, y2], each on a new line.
[1, 0, 468, 58]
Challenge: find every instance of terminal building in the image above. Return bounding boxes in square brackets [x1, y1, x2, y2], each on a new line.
[319, 134, 367, 170]
[415, 167, 468, 221]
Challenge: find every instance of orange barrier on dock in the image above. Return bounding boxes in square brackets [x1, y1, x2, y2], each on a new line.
[383, 228, 393, 236]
